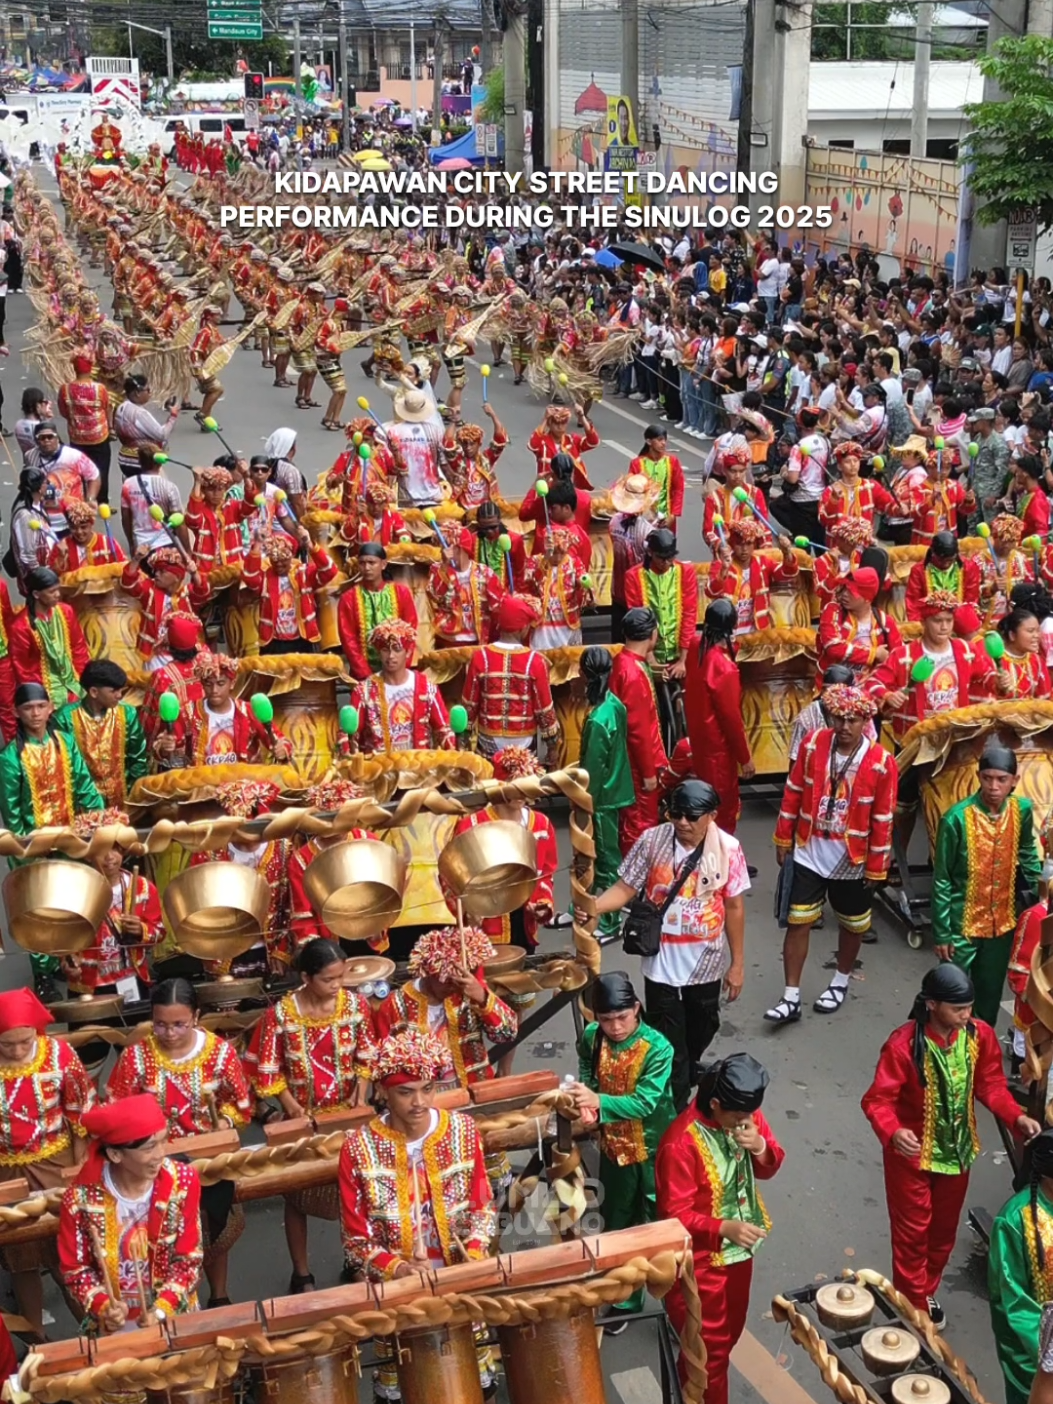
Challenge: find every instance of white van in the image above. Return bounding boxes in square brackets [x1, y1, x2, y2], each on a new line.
[157, 112, 247, 157]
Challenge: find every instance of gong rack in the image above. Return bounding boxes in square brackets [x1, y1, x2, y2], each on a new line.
[773, 1271, 988, 1404]
[17, 1222, 706, 1404]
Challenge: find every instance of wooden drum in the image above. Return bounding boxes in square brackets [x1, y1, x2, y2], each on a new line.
[147, 1382, 236, 1404]
[498, 1308, 607, 1404]
[65, 577, 143, 674]
[254, 1345, 359, 1404]
[393, 1322, 484, 1404]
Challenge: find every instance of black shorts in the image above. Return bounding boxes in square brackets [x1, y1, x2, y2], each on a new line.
[788, 862, 871, 933]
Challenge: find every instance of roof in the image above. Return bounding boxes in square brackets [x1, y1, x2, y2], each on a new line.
[808, 61, 983, 120]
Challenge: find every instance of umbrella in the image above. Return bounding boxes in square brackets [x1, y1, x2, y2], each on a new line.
[595, 248, 622, 269]
[360, 158, 392, 171]
[373, 97, 396, 107]
[607, 240, 667, 273]
[437, 156, 473, 170]
[394, 115, 413, 127]
[352, 149, 384, 161]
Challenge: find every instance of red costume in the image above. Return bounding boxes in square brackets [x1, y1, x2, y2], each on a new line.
[530, 520, 593, 573]
[166, 698, 289, 766]
[703, 484, 770, 553]
[427, 557, 504, 646]
[657, 1106, 785, 1404]
[245, 988, 378, 1109]
[351, 670, 454, 754]
[374, 979, 517, 1087]
[107, 1031, 252, 1135]
[461, 642, 559, 757]
[8, 603, 90, 703]
[1019, 486, 1051, 540]
[904, 558, 982, 636]
[683, 643, 751, 832]
[67, 871, 163, 994]
[241, 543, 339, 648]
[706, 554, 798, 635]
[140, 655, 203, 743]
[861, 1018, 1023, 1311]
[865, 637, 993, 741]
[337, 582, 418, 681]
[905, 477, 973, 546]
[120, 561, 209, 660]
[49, 533, 126, 574]
[609, 649, 668, 854]
[185, 496, 256, 573]
[1009, 901, 1045, 1037]
[818, 478, 897, 530]
[624, 562, 700, 658]
[527, 422, 599, 488]
[520, 483, 592, 535]
[815, 603, 902, 686]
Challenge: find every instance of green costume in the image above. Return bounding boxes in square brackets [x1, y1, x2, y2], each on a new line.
[0, 730, 105, 986]
[53, 700, 148, 808]
[579, 692, 634, 935]
[932, 792, 1040, 1026]
[578, 1019, 675, 1311]
[638, 568, 682, 666]
[989, 1184, 1053, 1404]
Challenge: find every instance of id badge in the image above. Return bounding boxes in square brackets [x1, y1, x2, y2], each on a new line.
[661, 899, 683, 936]
[116, 974, 139, 1005]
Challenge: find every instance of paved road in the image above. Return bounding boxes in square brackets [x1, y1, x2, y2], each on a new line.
[0, 171, 1021, 1404]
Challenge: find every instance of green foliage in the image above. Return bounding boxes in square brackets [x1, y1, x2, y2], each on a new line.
[88, 23, 289, 80]
[477, 65, 504, 124]
[811, 3, 917, 60]
[962, 35, 1053, 232]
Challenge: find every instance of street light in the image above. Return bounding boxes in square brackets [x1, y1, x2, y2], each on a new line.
[125, 18, 174, 84]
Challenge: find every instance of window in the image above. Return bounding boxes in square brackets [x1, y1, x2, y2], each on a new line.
[828, 139, 854, 150]
[199, 118, 222, 132]
[882, 139, 909, 154]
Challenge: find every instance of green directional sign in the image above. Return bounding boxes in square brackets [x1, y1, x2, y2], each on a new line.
[207, 9, 261, 21]
[207, 19, 264, 37]
[207, 0, 260, 7]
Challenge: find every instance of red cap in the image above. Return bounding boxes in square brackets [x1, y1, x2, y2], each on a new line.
[0, 988, 52, 1035]
[845, 567, 879, 603]
[79, 1094, 168, 1183]
[455, 525, 475, 553]
[167, 614, 200, 651]
[72, 354, 95, 375]
[497, 593, 541, 633]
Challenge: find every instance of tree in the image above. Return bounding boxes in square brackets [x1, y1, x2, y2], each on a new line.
[477, 64, 503, 123]
[89, 23, 288, 81]
[962, 35, 1053, 233]
[811, 3, 917, 61]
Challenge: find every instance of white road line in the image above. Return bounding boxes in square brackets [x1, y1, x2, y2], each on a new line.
[603, 437, 640, 461]
[610, 1366, 663, 1404]
[597, 397, 712, 460]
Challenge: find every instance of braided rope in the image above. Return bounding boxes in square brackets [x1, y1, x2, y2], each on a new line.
[772, 1269, 992, 1404]
[19, 1253, 692, 1402]
[676, 1251, 707, 1404]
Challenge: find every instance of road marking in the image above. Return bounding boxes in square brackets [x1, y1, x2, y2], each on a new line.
[597, 397, 712, 460]
[603, 437, 639, 462]
[611, 1366, 663, 1404]
[731, 1328, 822, 1404]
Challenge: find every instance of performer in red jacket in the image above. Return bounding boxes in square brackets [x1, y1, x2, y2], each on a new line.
[527, 404, 598, 488]
[683, 598, 753, 833]
[657, 1054, 785, 1404]
[623, 529, 699, 679]
[861, 963, 1040, 1326]
[706, 520, 799, 635]
[609, 606, 669, 855]
[818, 442, 898, 529]
[336, 543, 418, 681]
[241, 529, 339, 652]
[185, 465, 257, 575]
[768, 685, 897, 1025]
[8, 566, 91, 705]
[815, 567, 902, 686]
[702, 446, 770, 555]
[903, 532, 982, 638]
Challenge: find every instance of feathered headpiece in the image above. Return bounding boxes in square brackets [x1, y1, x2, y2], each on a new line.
[409, 926, 496, 982]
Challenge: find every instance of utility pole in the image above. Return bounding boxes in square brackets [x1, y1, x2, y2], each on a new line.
[527, 0, 543, 171]
[504, 0, 525, 171]
[910, 1, 932, 158]
[479, 0, 491, 78]
[164, 24, 173, 83]
[1028, 0, 1053, 36]
[409, 20, 417, 131]
[431, 15, 443, 143]
[736, 0, 754, 177]
[620, 0, 637, 116]
[293, 15, 302, 99]
[339, 8, 349, 152]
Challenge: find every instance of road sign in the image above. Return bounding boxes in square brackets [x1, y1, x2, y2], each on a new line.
[207, 0, 260, 7]
[474, 124, 485, 155]
[484, 123, 498, 158]
[243, 97, 260, 130]
[208, 9, 261, 20]
[1007, 207, 1038, 270]
[207, 19, 263, 38]
[635, 150, 656, 169]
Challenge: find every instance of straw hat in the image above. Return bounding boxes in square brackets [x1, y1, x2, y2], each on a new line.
[891, 435, 929, 457]
[392, 388, 434, 424]
[611, 472, 661, 515]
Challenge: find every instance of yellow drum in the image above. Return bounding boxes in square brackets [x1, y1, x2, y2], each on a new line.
[235, 656, 349, 782]
[737, 631, 818, 777]
[62, 568, 143, 674]
[223, 588, 260, 658]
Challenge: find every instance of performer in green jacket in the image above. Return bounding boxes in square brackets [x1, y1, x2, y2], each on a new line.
[990, 1130, 1053, 1404]
[569, 971, 675, 1320]
[931, 744, 1041, 1026]
[0, 683, 105, 997]
[579, 647, 634, 936]
[54, 659, 147, 810]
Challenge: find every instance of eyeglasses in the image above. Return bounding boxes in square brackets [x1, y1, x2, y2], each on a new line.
[36, 433, 58, 441]
[153, 1020, 193, 1034]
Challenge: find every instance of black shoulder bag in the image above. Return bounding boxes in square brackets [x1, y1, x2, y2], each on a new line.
[622, 839, 707, 958]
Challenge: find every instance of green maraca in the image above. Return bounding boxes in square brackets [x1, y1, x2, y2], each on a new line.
[984, 631, 1006, 668]
[910, 656, 935, 685]
[449, 704, 469, 735]
[339, 704, 360, 736]
[968, 442, 980, 461]
[158, 691, 180, 727]
[250, 693, 274, 726]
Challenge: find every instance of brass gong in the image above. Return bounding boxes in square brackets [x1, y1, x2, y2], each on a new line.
[302, 838, 407, 940]
[3, 860, 111, 954]
[438, 820, 538, 918]
[162, 863, 270, 960]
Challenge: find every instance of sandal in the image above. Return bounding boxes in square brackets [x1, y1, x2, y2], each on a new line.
[813, 983, 847, 1014]
[305, 399, 321, 408]
[295, 396, 308, 409]
[321, 420, 341, 431]
[289, 1272, 316, 1294]
[763, 997, 801, 1025]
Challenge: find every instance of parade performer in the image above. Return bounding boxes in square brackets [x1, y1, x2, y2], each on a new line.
[656, 1053, 785, 1404]
[767, 685, 896, 1025]
[932, 744, 1042, 1027]
[160, 652, 293, 766]
[702, 446, 770, 554]
[121, 546, 209, 664]
[188, 303, 226, 426]
[0, 988, 95, 1338]
[57, 354, 112, 504]
[624, 528, 699, 683]
[580, 646, 634, 935]
[8, 566, 90, 705]
[374, 926, 517, 1087]
[246, 939, 378, 1294]
[523, 526, 590, 650]
[813, 518, 875, 611]
[0, 682, 104, 836]
[977, 515, 1034, 627]
[610, 607, 669, 854]
[351, 619, 454, 754]
[427, 525, 504, 648]
[819, 443, 898, 529]
[49, 499, 125, 573]
[707, 520, 799, 637]
[904, 531, 982, 637]
[816, 568, 902, 685]
[315, 295, 351, 430]
[1013, 455, 1052, 540]
[190, 781, 292, 975]
[991, 605, 1053, 700]
[57, 1094, 203, 1330]
[906, 449, 975, 546]
[139, 614, 204, 745]
[337, 542, 418, 681]
[350, 481, 411, 549]
[55, 659, 147, 808]
[861, 963, 1040, 1327]
[460, 592, 559, 761]
[567, 971, 676, 1318]
[242, 528, 339, 655]
[628, 425, 685, 528]
[473, 499, 527, 590]
[106, 979, 251, 1307]
[683, 598, 754, 834]
[62, 808, 162, 997]
[527, 480, 592, 570]
[989, 1129, 1053, 1404]
[444, 404, 508, 510]
[520, 452, 592, 537]
[326, 419, 397, 514]
[185, 465, 257, 575]
[288, 779, 390, 956]
[443, 747, 557, 951]
[528, 403, 598, 488]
